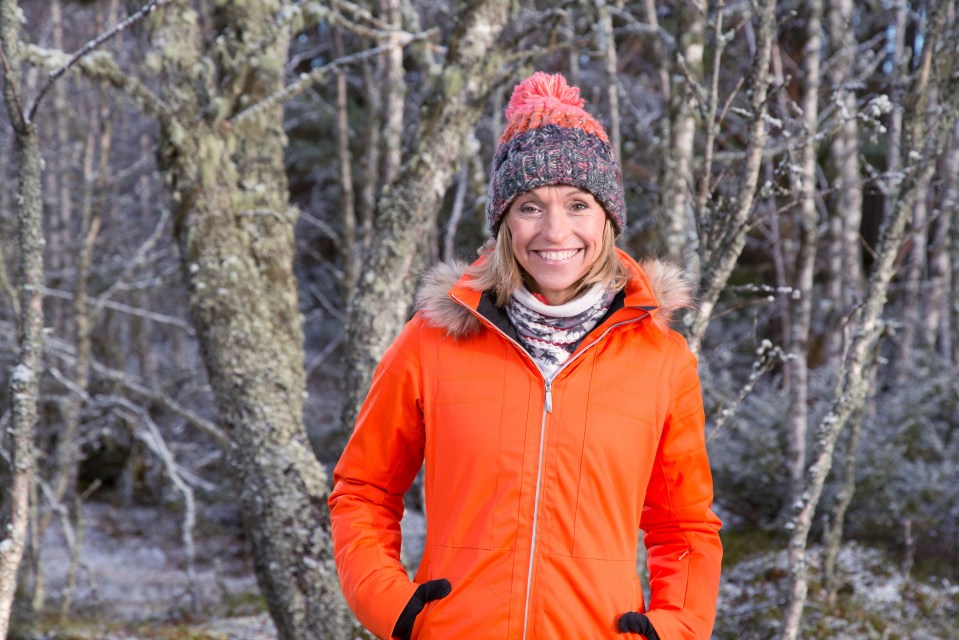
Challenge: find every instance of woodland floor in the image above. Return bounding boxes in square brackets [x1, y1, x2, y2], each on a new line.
[10, 497, 429, 640]
[9, 497, 958, 639]
[11, 500, 274, 640]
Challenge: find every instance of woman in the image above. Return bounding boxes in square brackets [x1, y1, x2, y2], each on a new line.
[329, 72, 722, 639]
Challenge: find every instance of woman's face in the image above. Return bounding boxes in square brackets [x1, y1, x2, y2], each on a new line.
[505, 185, 607, 305]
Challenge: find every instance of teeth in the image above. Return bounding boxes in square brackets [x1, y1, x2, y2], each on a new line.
[538, 249, 577, 261]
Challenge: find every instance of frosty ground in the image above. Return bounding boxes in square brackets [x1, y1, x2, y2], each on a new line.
[12, 500, 959, 639]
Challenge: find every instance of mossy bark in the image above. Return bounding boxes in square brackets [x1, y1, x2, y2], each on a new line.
[152, 1, 352, 637]
[0, 0, 45, 635]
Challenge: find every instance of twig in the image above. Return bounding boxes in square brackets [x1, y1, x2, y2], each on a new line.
[41, 286, 195, 334]
[231, 28, 437, 126]
[305, 331, 345, 378]
[708, 340, 787, 441]
[444, 160, 471, 261]
[91, 210, 170, 317]
[27, 0, 173, 123]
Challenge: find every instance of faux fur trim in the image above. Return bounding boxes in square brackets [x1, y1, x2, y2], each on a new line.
[414, 259, 483, 337]
[415, 257, 693, 338]
[637, 258, 693, 331]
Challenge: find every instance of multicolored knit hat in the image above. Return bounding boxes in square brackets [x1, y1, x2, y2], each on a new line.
[486, 72, 626, 237]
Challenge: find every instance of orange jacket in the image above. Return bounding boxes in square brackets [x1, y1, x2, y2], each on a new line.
[329, 251, 722, 639]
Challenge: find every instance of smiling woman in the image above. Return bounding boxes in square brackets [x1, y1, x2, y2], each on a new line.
[329, 72, 723, 640]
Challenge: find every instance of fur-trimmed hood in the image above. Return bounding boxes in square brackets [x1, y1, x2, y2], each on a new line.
[414, 253, 693, 339]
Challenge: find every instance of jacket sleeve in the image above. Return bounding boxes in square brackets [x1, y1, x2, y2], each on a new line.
[640, 340, 723, 640]
[328, 320, 426, 639]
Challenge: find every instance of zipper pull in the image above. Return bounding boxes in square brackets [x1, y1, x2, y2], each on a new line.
[544, 380, 553, 413]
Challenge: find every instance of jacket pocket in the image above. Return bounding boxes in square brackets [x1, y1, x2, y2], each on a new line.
[537, 554, 639, 637]
[415, 546, 512, 639]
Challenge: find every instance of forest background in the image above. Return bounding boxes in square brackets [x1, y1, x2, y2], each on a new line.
[1, 0, 958, 639]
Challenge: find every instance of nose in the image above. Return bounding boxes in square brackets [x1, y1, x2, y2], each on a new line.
[540, 207, 571, 242]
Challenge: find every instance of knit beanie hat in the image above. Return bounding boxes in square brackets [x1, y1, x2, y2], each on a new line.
[486, 72, 626, 237]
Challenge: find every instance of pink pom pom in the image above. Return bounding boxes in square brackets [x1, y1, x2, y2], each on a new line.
[505, 72, 584, 121]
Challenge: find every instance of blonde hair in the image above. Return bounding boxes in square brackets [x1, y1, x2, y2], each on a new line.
[466, 218, 629, 306]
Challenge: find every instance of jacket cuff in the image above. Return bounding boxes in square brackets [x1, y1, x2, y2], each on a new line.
[642, 609, 696, 640]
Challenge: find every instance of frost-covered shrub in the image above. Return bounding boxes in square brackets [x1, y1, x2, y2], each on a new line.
[701, 357, 791, 528]
[841, 354, 959, 573]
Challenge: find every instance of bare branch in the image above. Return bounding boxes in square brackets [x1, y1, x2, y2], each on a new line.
[27, 0, 174, 123]
[41, 286, 195, 334]
[231, 28, 437, 126]
[102, 396, 200, 612]
[13, 326, 228, 449]
[27, 45, 179, 132]
[91, 210, 170, 317]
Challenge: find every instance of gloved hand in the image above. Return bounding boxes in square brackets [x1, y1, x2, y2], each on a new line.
[392, 578, 452, 640]
[618, 611, 660, 639]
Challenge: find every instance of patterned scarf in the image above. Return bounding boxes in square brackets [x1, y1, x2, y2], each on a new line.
[505, 284, 615, 379]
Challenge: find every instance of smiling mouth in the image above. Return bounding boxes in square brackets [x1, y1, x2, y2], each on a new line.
[534, 249, 581, 262]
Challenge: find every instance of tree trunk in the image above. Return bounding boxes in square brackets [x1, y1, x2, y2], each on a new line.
[340, 0, 515, 435]
[0, 1, 45, 635]
[895, 120, 935, 376]
[153, 2, 353, 637]
[596, 0, 621, 162]
[819, 0, 867, 599]
[784, 0, 823, 523]
[823, 0, 863, 369]
[941, 122, 959, 363]
[334, 29, 359, 304]
[658, 0, 703, 270]
[926, 121, 959, 356]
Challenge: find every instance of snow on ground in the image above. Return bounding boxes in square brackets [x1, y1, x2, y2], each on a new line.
[20, 499, 959, 640]
[18, 500, 273, 639]
[716, 541, 959, 639]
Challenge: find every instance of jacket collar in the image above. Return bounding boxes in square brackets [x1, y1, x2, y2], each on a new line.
[414, 249, 692, 339]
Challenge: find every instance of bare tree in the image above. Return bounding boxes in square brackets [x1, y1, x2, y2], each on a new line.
[822, 0, 864, 370]
[779, 3, 959, 636]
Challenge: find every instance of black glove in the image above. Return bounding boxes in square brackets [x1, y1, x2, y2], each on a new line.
[392, 578, 452, 640]
[618, 611, 660, 639]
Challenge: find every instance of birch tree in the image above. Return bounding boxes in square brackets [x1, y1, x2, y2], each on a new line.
[140, 3, 353, 636]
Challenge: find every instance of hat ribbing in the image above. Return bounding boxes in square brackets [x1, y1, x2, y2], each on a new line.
[486, 72, 626, 236]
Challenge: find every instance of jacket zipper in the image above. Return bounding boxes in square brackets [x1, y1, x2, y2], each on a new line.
[521, 377, 551, 639]
[449, 294, 649, 639]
